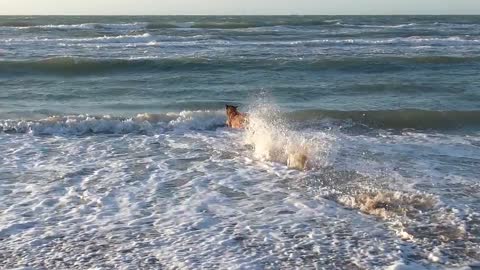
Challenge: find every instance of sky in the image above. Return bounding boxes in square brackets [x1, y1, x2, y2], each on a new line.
[0, 0, 479, 15]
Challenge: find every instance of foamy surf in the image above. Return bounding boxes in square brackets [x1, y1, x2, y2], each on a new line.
[0, 111, 226, 135]
[0, 22, 149, 31]
[335, 189, 475, 264]
[244, 103, 336, 170]
[2, 14, 480, 269]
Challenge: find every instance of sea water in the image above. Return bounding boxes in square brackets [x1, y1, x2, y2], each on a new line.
[1, 16, 479, 269]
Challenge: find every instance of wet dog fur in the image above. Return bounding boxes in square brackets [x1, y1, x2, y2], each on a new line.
[225, 105, 247, 129]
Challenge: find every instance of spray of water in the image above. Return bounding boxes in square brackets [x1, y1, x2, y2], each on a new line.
[243, 97, 335, 170]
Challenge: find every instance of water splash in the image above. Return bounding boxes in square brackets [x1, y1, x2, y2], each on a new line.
[243, 99, 335, 169]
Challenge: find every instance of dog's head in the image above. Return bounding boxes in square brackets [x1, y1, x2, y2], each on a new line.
[225, 104, 239, 117]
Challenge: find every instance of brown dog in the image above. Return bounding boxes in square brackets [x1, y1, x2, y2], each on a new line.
[225, 105, 247, 129]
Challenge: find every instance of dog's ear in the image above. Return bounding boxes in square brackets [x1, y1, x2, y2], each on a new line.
[226, 104, 238, 111]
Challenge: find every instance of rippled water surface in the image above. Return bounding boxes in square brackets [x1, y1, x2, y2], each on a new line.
[1, 16, 479, 269]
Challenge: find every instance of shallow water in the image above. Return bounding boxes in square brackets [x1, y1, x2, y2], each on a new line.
[1, 16, 480, 269]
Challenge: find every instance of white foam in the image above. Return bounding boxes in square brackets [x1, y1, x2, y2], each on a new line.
[244, 102, 335, 169]
[14, 23, 96, 30]
[1, 22, 148, 31]
[57, 33, 153, 43]
[339, 23, 417, 29]
[167, 110, 227, 131]
[0, 110, 226, 135]
[96, 22, 148, 30]
[174, 22, 195, 28]
[4, 33, 153, 44]
[248, 36, 480, 46]
[0, 117, 408, 269]
[1, 107, 478, 268]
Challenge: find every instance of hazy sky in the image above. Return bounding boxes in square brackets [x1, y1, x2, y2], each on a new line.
[0, 0, 479, 15]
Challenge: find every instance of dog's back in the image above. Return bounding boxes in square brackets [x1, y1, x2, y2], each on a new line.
[226, 105, 247, 129]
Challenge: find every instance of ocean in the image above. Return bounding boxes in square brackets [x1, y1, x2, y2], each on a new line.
[0, 15, 479, 269]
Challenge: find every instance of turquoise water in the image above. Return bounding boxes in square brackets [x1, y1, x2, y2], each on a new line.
[1, 16, 480, 119]
[0, 16, 479, 269]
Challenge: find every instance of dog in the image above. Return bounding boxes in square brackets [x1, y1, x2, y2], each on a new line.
[225, 105, 248, 129]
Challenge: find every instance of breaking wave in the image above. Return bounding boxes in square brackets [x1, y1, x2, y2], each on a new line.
[1, 22, 148, 30]
[2, 108, 479, 134]
[0, 19, 340, 31]
[0, 111, 226, 135]
[5, 33, 154, 44]
[3, 20, 480, 31]
[244, 103, 335, 170]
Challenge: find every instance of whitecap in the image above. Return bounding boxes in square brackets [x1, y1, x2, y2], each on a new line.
[0, 110, 226, 135]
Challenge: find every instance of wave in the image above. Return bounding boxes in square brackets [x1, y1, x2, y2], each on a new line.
[0, 23, 95, 30]
[95, 22, 148, 30]
[58, 33, 152, 43]
[7, 35, 480, 49]
[208, 36, 480, 46]
[433, 22, 480, 28]
[0, 18, 343, 31]
[5, 33, 153, 44]
[263, 36, 478, 46]
[2, 55, 478, 76]
[140, 18, 339, 29]
[2, 108, 479, 136]
[3, 33, 217, 46]
[287, 109, 480, 129]
[0, 56, 197, 75]
[0, 111, 226, 135]
[0, 21, 403, 31]
[338, 23, 417, 28]
[294, 36, 480, 46]
[0, 22, 148, 30]
[2, 19, 479, 31]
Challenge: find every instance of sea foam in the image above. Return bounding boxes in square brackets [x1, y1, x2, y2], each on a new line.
[0, 111, 226, 135]
[244, 102, 335, 169]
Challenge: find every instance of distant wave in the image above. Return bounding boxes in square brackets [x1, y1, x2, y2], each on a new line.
[57, 33, 152, 43]
[4, 33, 153, 44]
[296, 36, 480, 46]
[168, 19, 335, 29]
[0, 57, 216, 75]
[0, 19, 342, 31]
[2, 19, 480, 31]
[6, 34, 480, 48]
[0, 111, 226, 135]
[337, 23, 418, 28]
[287, 109, 480, 129]
[1, 55, 478, 75]
[0, 22, 148, 30]
[0, 23, 96, 30]
[0, 21, 419, 31]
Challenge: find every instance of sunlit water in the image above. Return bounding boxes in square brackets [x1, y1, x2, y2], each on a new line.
[1, 16, 479, 269]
